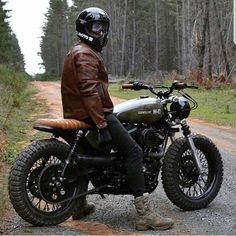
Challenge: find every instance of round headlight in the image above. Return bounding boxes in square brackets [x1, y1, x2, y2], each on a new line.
[170, 97, 190, 120]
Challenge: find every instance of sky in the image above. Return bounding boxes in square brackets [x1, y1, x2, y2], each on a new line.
[5, 0, 50, 75]
[5, 0, 72, 75]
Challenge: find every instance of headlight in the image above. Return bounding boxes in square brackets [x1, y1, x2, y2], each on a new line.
[170, 97, 190, 120]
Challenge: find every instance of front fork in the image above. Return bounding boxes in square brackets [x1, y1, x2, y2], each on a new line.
[181, 119, 203, 174]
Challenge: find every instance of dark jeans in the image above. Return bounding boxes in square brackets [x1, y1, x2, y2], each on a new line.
[105, 113, 145, 198]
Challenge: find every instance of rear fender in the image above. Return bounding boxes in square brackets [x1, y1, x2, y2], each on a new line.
[33, 124, 77, 145]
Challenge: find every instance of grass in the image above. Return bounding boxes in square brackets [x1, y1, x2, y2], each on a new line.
[0, 65, 49, 220]
[189, 88, 236, 127]
[108, 82, 236, 128]
[1, 88, 47, 163]
[0, 65, 47, 163]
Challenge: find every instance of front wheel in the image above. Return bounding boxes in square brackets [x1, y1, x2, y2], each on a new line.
[8, 139, 79, 226]
[162, 134, 223, 210]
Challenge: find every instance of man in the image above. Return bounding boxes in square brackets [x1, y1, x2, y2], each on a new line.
[61, 7, 174, 231]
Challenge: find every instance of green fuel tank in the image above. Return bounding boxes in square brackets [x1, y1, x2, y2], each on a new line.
[113, 97, 164, 124]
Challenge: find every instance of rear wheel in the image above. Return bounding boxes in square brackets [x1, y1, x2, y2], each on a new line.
[162, 134, 223, 210]
[8, 139, 79, 226]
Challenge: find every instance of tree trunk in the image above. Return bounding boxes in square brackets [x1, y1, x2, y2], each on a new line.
[197, 0, 209, 79]
[120, 0, 127, 76]
[154, 0, 159, 72]
[212, 0, 230, 76]
[207, 8, 212, 79]
[131, 0, 136, 76]
[181, 0, 186, 72]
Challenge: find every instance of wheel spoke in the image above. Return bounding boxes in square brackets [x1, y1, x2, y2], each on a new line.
[52, 203, 59, 211]
[193, 185, 198, 197]
[35, 199, 42, 209]
[26, 155, 67, 213]
[177, 147, 213, 199]
[43, 202, 50, 212]
[199, 175, 207, 185]
[186, 186, 191, 196]
[197, 182, 205, 194]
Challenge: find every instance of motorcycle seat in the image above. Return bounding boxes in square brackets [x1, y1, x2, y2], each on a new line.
[34, 118, 92, 130]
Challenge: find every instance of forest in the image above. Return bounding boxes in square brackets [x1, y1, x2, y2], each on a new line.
[39, 0, 236, 86]
[0, 0, 31, 161]
[0, 0, 24, 70]
[0, 0, 235, 85]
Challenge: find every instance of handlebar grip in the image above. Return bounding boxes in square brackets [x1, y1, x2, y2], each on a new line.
[187, 85, 199, 89]
[172, 81, 198, 90]
[173, 82, 187, 90]
[122, 84, 133, 89]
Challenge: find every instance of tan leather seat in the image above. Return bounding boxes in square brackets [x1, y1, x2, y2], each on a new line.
[35, 118, 92, 130]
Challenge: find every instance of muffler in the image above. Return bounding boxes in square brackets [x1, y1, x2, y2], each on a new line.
[76, 154, 113, 166]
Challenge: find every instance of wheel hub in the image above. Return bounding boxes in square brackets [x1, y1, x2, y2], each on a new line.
[179, 155, 199, 187]
[38, 164, 76, 203]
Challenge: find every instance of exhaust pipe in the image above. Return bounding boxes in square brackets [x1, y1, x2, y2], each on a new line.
[76, 154, 113, 166]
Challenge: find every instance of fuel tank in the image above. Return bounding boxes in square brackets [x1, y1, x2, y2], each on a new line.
[113, 97, 163, 124]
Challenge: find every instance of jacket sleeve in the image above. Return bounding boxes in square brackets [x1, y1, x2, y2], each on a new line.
[73, 50, 107, 129]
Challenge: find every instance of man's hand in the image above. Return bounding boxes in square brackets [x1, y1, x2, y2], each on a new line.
[98, 127, 112, 145]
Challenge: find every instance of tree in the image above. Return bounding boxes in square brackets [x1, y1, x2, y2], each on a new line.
[40, 0, 69, 76]
[0, 0, 11, 63]
[0, 0, 25, 70]
[10, 32, 25, 71]
[40, 0, 236, 81]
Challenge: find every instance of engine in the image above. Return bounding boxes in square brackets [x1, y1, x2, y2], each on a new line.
[89, 129, 163, 194]
[139, 127, 165, 148]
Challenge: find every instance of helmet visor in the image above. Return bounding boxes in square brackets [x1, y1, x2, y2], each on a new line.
[90, 21, 109, 35]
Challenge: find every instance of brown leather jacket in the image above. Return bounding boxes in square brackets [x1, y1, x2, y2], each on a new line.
[61, 42, 113, 129]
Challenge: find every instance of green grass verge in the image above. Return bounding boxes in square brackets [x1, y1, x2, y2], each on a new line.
[0, 65, 50, 220]
[108, 82, 236, 128]
[0, 65, 48, 163]
[1, 86, 48, 164]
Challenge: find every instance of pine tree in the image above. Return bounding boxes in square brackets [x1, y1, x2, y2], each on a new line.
[0, 0, 12, 63]
[40, 0, 69, 76]
[10, 32, 25, 71]
[0, 0, 25, 70]
[40, 0, 236, 80]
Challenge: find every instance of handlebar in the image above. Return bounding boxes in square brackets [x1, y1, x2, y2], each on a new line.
[122, 82, 150, 91]
[122, 84, 133, 89]
[171, 80, 198, 90]
[122, 80, 198, 98]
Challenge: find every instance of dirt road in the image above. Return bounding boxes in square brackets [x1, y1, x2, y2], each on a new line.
[3, 81, 236, 235]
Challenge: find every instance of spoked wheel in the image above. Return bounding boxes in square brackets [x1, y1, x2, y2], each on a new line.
[9, 139, 79, 226]
[162, 134, 223, 210]
[178, 150, 209, 198]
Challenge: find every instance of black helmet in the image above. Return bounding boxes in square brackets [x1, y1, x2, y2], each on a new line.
[76, 7, 110, 52]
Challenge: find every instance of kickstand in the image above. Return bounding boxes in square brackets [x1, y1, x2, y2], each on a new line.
[56, 184, 109, 204]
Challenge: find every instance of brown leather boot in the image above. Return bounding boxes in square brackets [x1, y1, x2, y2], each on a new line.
[134, 193, 174, 230]
[72, 197, 95, 220]
[72, 177, 95, 220]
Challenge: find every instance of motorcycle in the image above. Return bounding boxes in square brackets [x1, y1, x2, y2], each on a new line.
[8, 80, 223, 226]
